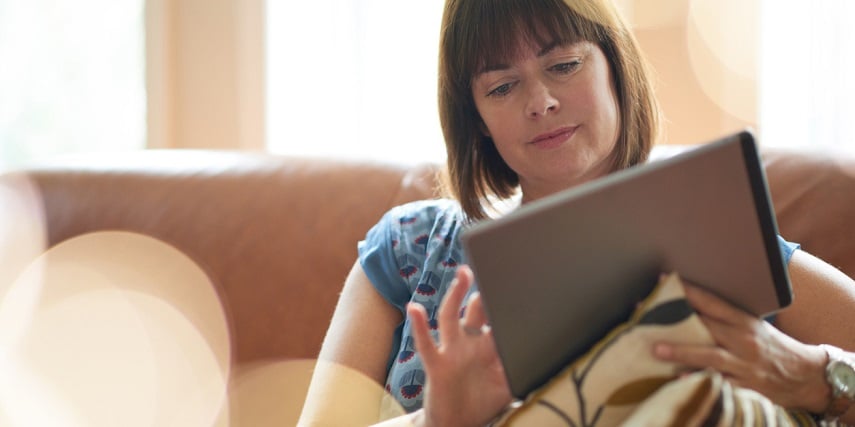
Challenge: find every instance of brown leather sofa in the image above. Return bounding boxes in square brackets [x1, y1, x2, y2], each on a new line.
[3, 146, 855, 421]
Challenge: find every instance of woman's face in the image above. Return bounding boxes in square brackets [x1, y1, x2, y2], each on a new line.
[471, 40, 620, 203]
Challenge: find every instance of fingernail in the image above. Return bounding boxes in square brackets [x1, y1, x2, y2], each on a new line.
[466, 291, 479, 304]
[653, 343, 672, 358]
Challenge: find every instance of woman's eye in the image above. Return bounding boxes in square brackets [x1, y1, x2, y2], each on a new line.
[551, 59, 582, 74]
[488, 82, 514, 97]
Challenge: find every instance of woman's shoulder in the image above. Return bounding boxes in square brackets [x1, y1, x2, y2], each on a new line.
[383, 198, 464, 228]
[362, 198, 465, 253]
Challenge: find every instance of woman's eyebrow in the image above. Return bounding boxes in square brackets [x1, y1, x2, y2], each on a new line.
[537, 41, 562, 57]
[479, 62, 511, 74]
[476, 40, 570, 76]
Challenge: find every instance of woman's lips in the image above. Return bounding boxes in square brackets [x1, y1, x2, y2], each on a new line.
[529, 127, 577, 149]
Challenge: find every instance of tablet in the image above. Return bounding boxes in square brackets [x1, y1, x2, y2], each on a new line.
[460, 129, 792, 399]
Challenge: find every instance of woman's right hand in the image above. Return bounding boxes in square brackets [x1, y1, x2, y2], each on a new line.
[653, 282, 831, 413]
[408, 265, 513, 427]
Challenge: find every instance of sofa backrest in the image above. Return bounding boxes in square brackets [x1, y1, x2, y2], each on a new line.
[763, 148, 855, 279]
[2, 146, 854, 366]
[12, 151, 440, 366]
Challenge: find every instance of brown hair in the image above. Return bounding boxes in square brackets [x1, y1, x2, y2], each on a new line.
[438, 0, 660, 220]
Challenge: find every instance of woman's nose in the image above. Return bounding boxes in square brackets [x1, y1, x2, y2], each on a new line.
[525, 81, 560, 118]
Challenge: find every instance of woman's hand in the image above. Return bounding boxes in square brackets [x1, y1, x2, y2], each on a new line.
[408, 265, 513, 427]
[652, 283, 831, 413]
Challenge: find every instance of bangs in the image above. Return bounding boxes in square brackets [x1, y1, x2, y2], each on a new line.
[460, 0, 608, 80]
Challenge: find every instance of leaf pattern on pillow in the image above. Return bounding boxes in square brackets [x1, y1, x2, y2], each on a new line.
[604, 376, 673, 406]
[637, 299, 694, 326]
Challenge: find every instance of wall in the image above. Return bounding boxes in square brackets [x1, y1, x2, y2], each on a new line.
[622, 0, 758, 145]
[146, 0, 265, 150]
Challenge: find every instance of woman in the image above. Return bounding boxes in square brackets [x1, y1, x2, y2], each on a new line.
[299, 0, 855, 426]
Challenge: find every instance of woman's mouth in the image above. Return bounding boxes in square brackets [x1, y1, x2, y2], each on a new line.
[529, 126, 577, 149]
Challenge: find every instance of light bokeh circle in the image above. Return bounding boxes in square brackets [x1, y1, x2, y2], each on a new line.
[0, 231, 231, 426]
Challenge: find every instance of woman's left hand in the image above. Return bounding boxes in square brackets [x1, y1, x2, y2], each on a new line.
[652, 283, 830, 413]
[408, 265, 513, 427]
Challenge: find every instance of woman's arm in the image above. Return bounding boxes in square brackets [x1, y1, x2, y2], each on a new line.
[775, 249, 855, 351]
[298, 261, 403, 425]
[775, 249, 855, 423]
[299, 263, 512, 427]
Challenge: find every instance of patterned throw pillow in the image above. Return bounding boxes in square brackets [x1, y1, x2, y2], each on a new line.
[492, 273, 823, 427]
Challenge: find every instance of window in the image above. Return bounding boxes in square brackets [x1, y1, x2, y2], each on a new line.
[265, 1, 446, 164]
[0, 0, 146, 171]
[759, 0, 855, 154]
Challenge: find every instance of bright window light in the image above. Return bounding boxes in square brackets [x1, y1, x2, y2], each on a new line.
[0, 0, 146, 171]
[759, 0, 855, 154]
[265, 1, 447, 164]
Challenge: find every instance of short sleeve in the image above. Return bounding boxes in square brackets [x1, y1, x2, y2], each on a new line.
[358, 208, 412, 313]
[765, 235, 801, 325]
[777, 235, 800, 264]
[357, 199, 464, 391]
